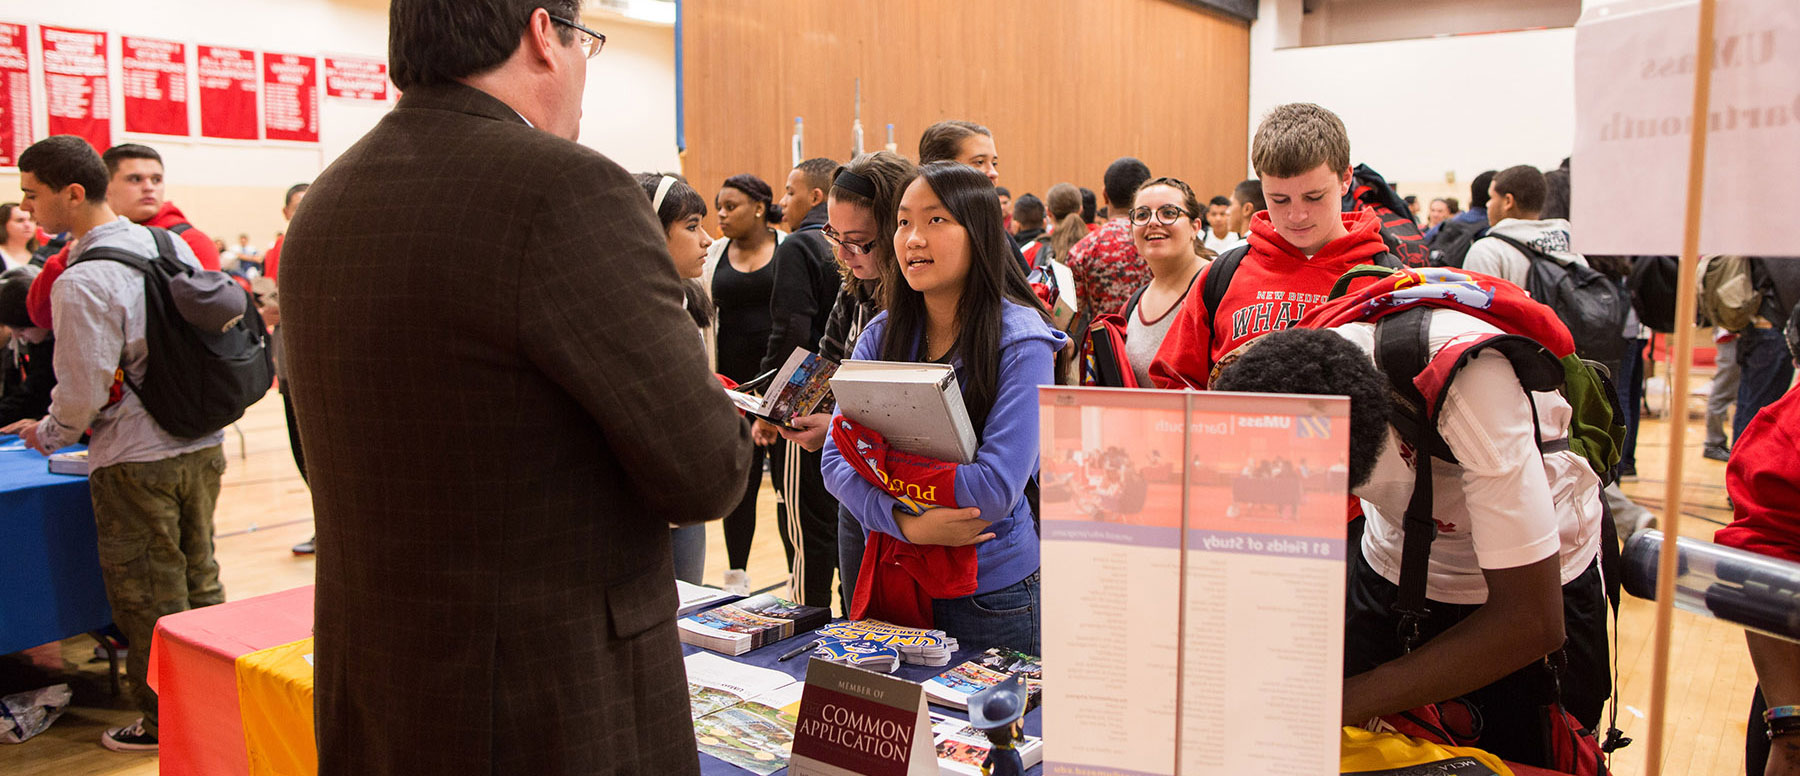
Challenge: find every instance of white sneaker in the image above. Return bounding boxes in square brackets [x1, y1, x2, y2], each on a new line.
[723, 569, 750, 596]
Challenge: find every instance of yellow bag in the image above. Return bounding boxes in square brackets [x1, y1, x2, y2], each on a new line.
[1342, 726, 1513, 775]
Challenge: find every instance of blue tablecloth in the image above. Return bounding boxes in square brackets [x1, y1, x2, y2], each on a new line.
[0, 436, 111, 655]
[685, 623, 1043, 776]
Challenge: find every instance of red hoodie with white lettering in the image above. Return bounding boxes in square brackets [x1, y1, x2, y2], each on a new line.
[1149, 208, 1390, 389]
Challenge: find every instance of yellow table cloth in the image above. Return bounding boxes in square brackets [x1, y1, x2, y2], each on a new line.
[234, 636, 317, 776]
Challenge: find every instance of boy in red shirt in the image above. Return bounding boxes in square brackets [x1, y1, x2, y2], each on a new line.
[1150, 103, 1393, 389]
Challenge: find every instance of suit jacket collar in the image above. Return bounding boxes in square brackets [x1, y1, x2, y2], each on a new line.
[395, 81, 532, 127]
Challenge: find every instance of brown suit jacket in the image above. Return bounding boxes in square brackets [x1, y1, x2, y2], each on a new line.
[282, 82, 752, 775]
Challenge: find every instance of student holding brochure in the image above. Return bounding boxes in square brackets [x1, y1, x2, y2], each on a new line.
[821, 162, 1066, 655]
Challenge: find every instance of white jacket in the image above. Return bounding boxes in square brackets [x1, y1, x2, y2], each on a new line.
[1462, 218, 1588, 288]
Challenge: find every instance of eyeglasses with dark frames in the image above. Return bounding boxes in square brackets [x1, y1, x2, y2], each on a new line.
[822, 227, 879, 256]
[548, 15, 606, 59]
[1129, 204, 1194, 227]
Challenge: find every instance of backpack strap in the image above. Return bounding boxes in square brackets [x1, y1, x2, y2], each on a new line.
[168, 222, 192, 236]
[1200, 243, 1251, 330]
[1121, 282, 1149, 320]
[1380, 307, 1439, 652]
[1487, 233, 1556, 265]
[1329, 264, 1402, 300]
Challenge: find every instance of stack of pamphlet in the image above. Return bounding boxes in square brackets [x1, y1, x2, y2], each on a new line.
[48, 450, 89, 476]
[813, 620, 958, 666]
[675, 580, 738, 617]
[808, 639, 901, 673]
[922, 647, 1043, 711]
[930, 711, 1045, 775]
[684, 653, 805, 776]
[677, 594, 830, 656]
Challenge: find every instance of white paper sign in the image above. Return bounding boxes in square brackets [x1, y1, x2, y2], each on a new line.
[1572, 0, 1800, 255]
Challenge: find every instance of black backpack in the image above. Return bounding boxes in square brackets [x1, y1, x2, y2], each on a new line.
[1626, 255, 1680, 333]
[73, 227, 273, 439]
[1344, 164, 1431, 268]
[1426, 218, 1484, 269]
[1488, 234, 1630, 369]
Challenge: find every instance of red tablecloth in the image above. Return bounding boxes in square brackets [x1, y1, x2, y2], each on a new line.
[148, 585, 314, 776]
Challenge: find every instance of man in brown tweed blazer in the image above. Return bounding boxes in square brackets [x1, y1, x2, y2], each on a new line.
[280, 2, 751, 773]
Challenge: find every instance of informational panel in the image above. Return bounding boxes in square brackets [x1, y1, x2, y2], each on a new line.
[40, 26, 109, 152]
[1039, 387, 1348, 776]
[197, 45, 257, 140]
[1572, 0, 1800, 255]
[121, 36, 189, 137]
[262, 53, 317, 143]
[324, 57, 387, 101]
[0, 22, 29, 167]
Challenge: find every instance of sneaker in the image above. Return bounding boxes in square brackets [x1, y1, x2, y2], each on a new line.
[292, 536, 316, 555]
[1702, 445, 1731, 462]
[722, 569, 750, 596]
[101, 718, 158, 752]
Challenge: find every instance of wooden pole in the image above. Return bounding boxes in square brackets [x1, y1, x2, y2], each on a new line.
[1643, 0, 1717, 773]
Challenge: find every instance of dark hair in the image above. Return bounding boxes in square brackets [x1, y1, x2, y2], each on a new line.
[18, 136, 109, 202]
[101, 143, 163, 176]
[1208, 195, 1232, 208]
[719, 174, 783, 225]
[1079, 188, 1097, 224]
[1012, 194, 1045, 227]
[1541, 166, 1571, 221]
[794, 157, 840, 197]
[1786, 301, 1800, 364]
[1102, 157, 1151, 210]
[995, 186, 1011, 199]
[830, 151, 917, 298]
[0, 203, 39, 252]
[1468, 170, 1497, 210]
[1213, 328, 1390, 489]
[0, 265, 39, 329]
[1435, 197, 1461, 214]
[880, 162, 1054, 433]
[918, 120, 991, 165]
[1047, 184, 1085, 262]
[1232, 179, 1266, 212]
[284, 183, 311, 209]
[389, 0, 580, 91]
[634, 172, 707, 229]
[1404, 195, 1418, 206]
[1492, 165, 1547, 217]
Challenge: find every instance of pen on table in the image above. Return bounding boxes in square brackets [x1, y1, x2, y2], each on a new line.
[779, 638, 823, 662]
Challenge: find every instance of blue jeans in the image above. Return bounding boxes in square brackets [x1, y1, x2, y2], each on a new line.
[1734, 326, 1796, 443]
[837, 506, 865, 610]
[931, 571, 1041, 655]
[671, 524, 706, 585]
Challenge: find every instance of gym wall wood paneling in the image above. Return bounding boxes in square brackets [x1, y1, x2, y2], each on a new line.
[680, 1, 1251, 221]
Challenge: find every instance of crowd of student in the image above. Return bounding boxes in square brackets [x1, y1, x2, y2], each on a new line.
[2, 29, 1796, 775]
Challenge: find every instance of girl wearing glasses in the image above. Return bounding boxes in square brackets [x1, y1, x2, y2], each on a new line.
[1124, 177, 1213, 388]
[777, 151, 916, 603]
[821, 162, 1066, 654]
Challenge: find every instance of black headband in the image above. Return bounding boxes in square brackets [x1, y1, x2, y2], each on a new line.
[833, 169, 878, 200]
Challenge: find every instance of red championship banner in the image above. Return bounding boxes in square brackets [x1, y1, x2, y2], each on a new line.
[323, 57, 387, 101]
[121, 36, 189, 136]
[0, 23, 30, 167]
[197, 45, 257, 140]
[41, 26, 110, 152]
[262, 53, 317, 143]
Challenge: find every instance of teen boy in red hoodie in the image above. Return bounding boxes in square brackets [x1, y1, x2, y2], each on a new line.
[1149, 103, 1393, 389]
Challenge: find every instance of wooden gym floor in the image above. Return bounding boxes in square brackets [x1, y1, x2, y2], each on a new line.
[2, 368, 1782, 775]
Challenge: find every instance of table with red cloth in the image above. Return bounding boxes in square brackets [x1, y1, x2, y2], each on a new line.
[148, 585, 314, 776]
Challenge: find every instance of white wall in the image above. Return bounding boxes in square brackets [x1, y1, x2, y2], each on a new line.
[1, 0, 677, 240]
[1248, 0, 1588, 200]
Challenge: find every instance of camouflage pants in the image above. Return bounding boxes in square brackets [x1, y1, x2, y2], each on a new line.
[87, 446, 227, 736]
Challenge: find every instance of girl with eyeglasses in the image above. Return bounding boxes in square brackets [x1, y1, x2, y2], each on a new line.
[1123, 177, 1214, 388]
[821, 162, 1067, 654]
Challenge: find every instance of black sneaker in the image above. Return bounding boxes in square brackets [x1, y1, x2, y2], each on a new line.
[1702, 445, 1731, 462]
[292, 536, 316, 555]
[101, 718, 158, 752]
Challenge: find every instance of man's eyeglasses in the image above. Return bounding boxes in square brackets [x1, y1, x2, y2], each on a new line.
[549, 15, 606, 59]
[822, 227, 878, 256]
[1129, 204, 1193, 227]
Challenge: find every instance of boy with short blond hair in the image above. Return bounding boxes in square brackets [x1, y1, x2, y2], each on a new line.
[1150, 102, 1396, 389]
